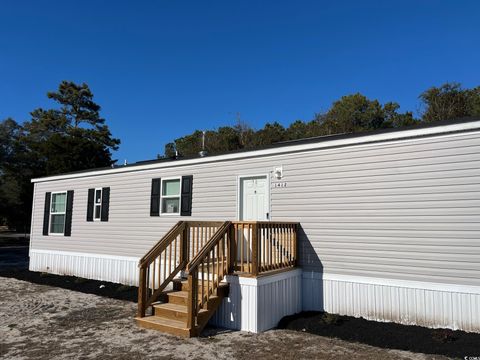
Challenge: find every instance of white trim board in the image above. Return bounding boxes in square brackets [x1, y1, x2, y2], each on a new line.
[30, 248, 140, 262]
[31, 121, 480, 183]
[303, 271, 480, 295]
[233, 268, 303, 286]
[29, 183, 37, 251]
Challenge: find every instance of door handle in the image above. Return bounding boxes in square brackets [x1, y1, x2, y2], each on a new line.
[266, 212, 269, 220]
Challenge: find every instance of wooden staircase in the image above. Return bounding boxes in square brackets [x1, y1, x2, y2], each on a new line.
[135, 220, 299, 337]
[135, 278, 229, 337]
[136, 221, 233, 337]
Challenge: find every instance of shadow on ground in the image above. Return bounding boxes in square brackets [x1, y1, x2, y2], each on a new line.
[278, 311, 480, 358]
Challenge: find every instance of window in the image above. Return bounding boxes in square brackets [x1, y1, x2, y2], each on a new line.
[161, 178, 181, 214]
[50, 192, 67, 234]
[150, 176, 192, 217]
[87, 187, 110, 222]
[94, 188, 102, 220]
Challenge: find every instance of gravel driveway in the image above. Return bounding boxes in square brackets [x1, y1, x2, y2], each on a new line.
[0, 277, 445, 360]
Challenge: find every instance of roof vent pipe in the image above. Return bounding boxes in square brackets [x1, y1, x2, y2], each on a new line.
[199, 131, 207, 157]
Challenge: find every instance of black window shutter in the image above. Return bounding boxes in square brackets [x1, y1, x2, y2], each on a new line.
[150, 178, 161, 216]
[86, 188, 94, 221]
[42, 192, 51, 236]
[181, 175, 193, 216]
[64, 190, 74, 236]
[101, 187, 110, 222]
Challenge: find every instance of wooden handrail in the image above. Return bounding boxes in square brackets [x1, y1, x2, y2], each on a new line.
[137, 221, 187, 317]
[139, 221, 185, 267]
[232, 220, 299, 225]
[185, 221, 225, 227]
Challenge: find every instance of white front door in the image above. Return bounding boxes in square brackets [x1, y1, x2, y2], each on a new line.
[239, 175, 269, 221]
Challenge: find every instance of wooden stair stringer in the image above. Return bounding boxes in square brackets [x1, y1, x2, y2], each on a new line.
[192, 294, 225, 336]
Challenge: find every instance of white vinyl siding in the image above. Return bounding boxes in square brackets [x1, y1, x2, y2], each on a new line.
[29, 129, 480, 288]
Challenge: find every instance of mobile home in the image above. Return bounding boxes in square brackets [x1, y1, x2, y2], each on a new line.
[29, 118, 480, 336]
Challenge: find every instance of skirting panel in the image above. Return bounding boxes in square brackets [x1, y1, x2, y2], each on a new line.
[302, 272, 480, 332]
[29, 249, 140, 286]
[210, 268, 302, 332]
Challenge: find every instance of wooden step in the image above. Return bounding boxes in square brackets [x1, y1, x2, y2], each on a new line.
[164, 290, 188, 305]
[153, 302, 209, 323]
[172, 279, 229, 295]
[172, 278, 214, 291]
[137, 282, 229, 337]
[135, 316, 192, 337]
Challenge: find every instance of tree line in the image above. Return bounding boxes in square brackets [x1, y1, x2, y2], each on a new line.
[162, 83, 480, 158]
[0, 81, 119, 230]
[1, 81, 479, 230]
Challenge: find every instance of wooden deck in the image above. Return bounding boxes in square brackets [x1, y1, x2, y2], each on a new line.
[135, 220, 299, 337]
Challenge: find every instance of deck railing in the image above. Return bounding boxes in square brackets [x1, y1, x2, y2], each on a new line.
[232, 221, 298, 276]
[186, 221, 226, 260]
[137, 220, 298, 318]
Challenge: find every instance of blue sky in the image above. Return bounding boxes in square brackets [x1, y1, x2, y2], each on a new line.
[1, 1, 479, 162]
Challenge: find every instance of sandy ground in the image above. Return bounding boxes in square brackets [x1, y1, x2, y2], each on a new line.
[0, 277, 447, 360]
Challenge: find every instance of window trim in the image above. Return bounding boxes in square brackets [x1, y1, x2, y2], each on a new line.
[93, 187, 103, 221]
[49, 191, 67, 235]
[160, 176, 182, 216]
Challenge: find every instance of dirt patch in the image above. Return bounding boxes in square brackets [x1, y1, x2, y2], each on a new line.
[0, 277, 444, 360]
[53, 305, 127, 328]
[278, 311, 480, 358]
